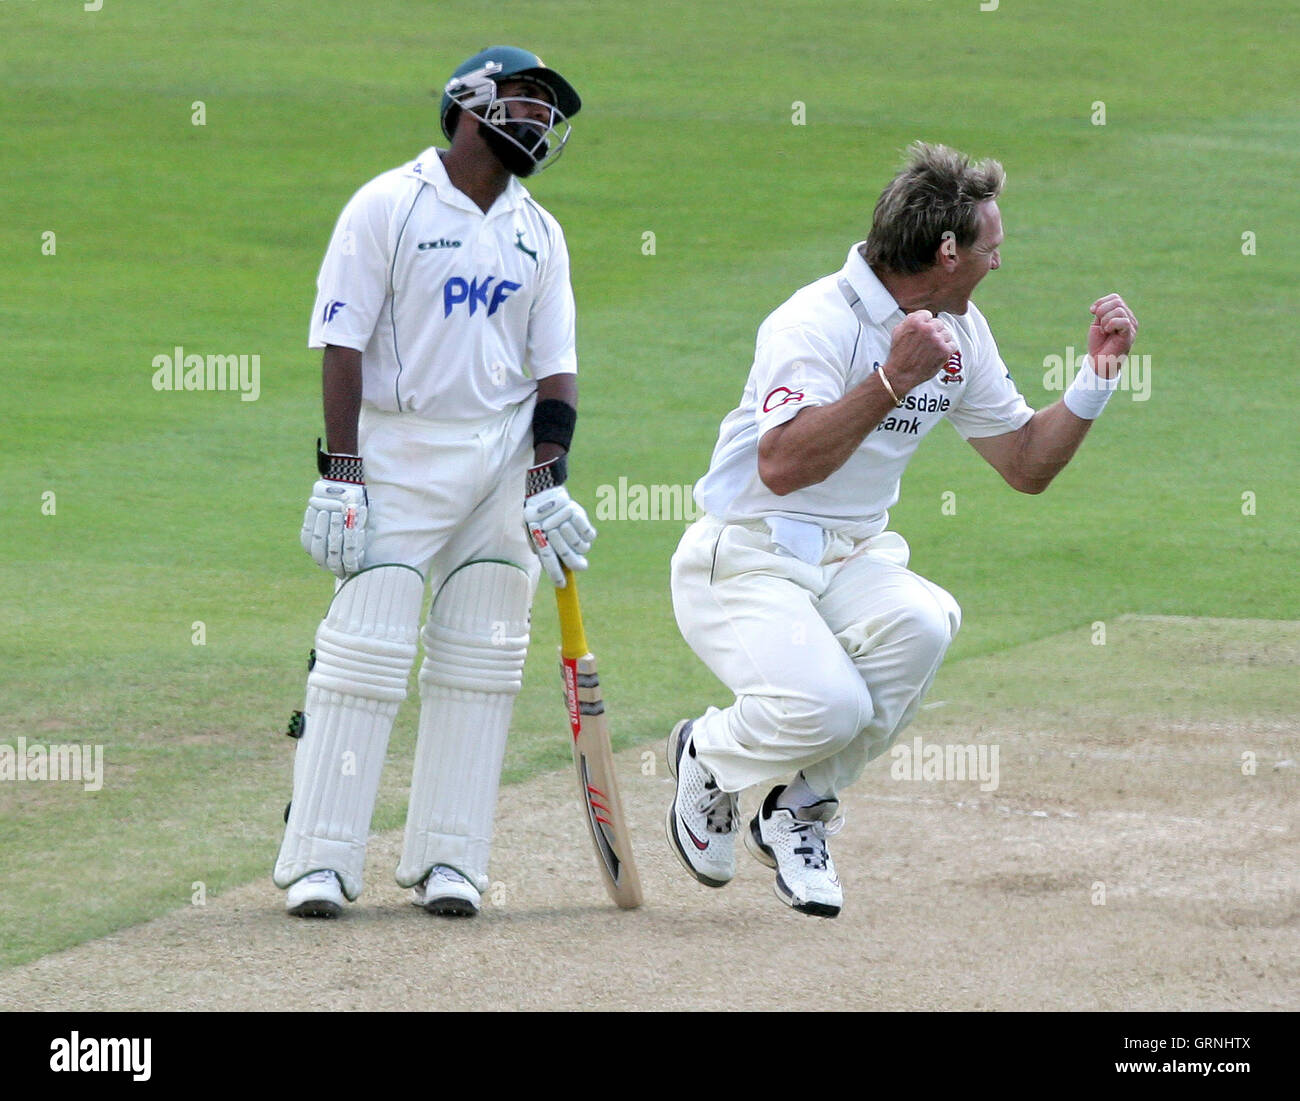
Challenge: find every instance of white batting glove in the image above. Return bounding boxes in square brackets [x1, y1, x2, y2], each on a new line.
[525, 457, 597, 588]
[300, 440, 367, 578]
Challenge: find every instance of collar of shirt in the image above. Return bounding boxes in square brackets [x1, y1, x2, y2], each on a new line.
[840, 243, 905, 332]
[404, 147, 530, 216]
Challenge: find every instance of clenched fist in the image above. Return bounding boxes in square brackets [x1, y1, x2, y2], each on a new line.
[1087, 293, 1139, 376]
[884, 310, 960, 394]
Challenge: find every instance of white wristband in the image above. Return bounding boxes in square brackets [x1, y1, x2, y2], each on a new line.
[1063, 355, 1122, 419]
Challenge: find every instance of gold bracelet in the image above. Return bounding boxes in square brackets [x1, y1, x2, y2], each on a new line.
[877, 367, 904, 407]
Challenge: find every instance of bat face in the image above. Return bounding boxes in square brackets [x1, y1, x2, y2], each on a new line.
[559, 649, 643, 908]
[576, 746, 628, 888]
[555, 569, 642, 909]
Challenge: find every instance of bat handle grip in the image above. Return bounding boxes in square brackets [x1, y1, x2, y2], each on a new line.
[555, 567, 589, 658]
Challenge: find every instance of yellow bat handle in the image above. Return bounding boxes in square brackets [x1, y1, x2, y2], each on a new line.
[555, 566, 589, 659]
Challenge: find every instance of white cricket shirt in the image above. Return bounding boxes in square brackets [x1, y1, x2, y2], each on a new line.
[308, 148, 576, 420]
[694, 244, 1033, 533]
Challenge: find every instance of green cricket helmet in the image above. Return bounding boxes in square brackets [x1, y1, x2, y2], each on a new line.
[439, 45, 581, 176]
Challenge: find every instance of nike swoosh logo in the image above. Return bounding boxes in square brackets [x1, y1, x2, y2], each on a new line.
[683, 821, 710, 851]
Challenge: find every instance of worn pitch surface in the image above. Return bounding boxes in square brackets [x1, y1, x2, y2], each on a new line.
[8, 619, 1295, 1012]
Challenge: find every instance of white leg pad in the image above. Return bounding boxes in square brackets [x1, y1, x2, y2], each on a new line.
[274, 564, 424, 900]
[397, 561, 532, 891]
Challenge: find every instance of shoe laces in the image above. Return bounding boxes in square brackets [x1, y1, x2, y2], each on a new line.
[791, 815, 843, 869]
[430, 866, 467, 884]
[693, 778, 739, 834]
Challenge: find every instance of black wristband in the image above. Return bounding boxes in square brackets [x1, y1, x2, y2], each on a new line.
[526, 455, 568, 497]
[532, 398, 577, 451]
[316, 438, 364, 484]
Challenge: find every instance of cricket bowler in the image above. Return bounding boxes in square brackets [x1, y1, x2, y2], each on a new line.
[274, 46, 594, 918]
[666, 142, 1139, 917]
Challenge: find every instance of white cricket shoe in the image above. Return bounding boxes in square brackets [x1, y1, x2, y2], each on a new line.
[745, 786, 844, 918]
[285, 870, 345, 918]
[412, 865, 480, 917]
[665, 719, 739, 888]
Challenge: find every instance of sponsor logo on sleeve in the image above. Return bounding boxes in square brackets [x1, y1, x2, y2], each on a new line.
[322, 300, 346, 323]
[762, 386, 805, 413]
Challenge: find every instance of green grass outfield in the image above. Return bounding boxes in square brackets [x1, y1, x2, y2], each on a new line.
[2, 0, 1296, 969]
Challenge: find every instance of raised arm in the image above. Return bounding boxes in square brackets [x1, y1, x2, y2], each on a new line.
[968, 293, 1138, 494]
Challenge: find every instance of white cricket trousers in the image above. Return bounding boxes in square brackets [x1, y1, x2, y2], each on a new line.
[360, 402, 539, 582]
[670, 513, 961, 798]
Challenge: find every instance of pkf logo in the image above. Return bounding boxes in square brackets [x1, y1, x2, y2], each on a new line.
[939, 350, 963, 384]
[322, 300, 346, 323]
[762, 386, 805, 413]
[443, 275, 522, 318]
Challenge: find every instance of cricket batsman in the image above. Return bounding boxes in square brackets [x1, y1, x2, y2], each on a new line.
[274, 46, 594, 918]
[666, 142, 1139, 917]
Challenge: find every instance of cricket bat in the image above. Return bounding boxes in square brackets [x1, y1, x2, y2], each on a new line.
[555, 566, 644, 909]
